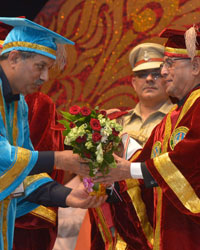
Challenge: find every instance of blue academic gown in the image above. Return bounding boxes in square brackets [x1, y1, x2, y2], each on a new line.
[0, 80, 52, 250]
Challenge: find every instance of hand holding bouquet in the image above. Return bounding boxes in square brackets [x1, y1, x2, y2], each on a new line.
[59, 105, 123, 195]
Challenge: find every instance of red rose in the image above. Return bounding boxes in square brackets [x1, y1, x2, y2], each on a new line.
[69, 105, 81, 115]
[76, 135, 86, 143]
[92, 132, 102, 142]
[112, 128, 119, 136]
[80, 106, 91, 116]
[90, 118, 101, 131]
[100, 110, 107, 117]
[69, 122, 76, 128]
[84, 152, 91, 159]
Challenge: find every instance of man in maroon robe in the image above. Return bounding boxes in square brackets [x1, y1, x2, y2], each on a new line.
[96, 26, 200, 250]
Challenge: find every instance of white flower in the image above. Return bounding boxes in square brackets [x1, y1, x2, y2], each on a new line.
[85, 141, 93, 150]
[102, 124, 112, 136]
[114, 123, 123, 132]
[64, 136, 71, 145]
[87, 133, 92, 141]
[77, 124, 87, 136]
[66, 127, 79, 143]
[109, 120, 116, 128]
[96, 143, 103, 163]
[97, 114, 104, 120]
[98, 115, 106, 126]
[65, 124, 89, 145]
[101, 135, 108, 143]
[109, 120, 123, 131]
[93, 168, 99, 174]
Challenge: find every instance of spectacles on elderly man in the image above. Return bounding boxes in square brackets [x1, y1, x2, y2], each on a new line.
[160, 57, 191, 70]
[134, 69, 162, 81]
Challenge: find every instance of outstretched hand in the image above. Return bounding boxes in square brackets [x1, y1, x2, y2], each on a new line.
[54, 150, 91, 177]
[93, 153, 132, 184]
[65, 182, 108, 208]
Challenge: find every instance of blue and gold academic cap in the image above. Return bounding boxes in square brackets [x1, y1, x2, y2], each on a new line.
[0, 17, 74, 61]
[0, 21, 13, 49]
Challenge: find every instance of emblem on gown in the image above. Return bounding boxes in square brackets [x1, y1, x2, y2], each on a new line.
[170, 126, 189, 150]
[151, 141, 162, 158]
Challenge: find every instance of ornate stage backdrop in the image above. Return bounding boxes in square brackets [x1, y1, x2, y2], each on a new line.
[35, 0, 200, 111]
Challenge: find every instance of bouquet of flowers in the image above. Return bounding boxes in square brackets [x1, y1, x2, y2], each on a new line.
[59, 105, 123, 195]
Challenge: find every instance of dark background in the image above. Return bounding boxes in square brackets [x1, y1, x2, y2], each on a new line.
[0, 0, 49, 20]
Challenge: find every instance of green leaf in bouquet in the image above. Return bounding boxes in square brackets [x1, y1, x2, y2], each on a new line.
[103, 166, 110, 175]
[115, 136, 121, 144]
[86, 116, 94, 123]
[92, 182, 99, 191]
[58, 120, 70, 130]
[104, 152, 114, 164]
[91, 110, 98, 117]
[89, 168, 94, 177]
[73, 147, 82, 155]
[100, 160, 107, 167]
[60, 111, 77, 122]
[90, 147, 97, 153]
[76, 118, 87, 126]
[90, 155, 97, 163]
[80, 150, 89, 159]
[109, 161, 117, 168]
[62, 130, 69, 137]
[98, 161, 108, 175]
[109, 134, 118, 143]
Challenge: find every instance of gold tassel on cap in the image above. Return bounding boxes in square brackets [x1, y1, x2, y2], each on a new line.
[54, 43, 67, 71]
[184, 25, 198, 60]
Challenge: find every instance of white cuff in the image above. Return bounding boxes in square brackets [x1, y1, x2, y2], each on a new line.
[130, 162, 143, 179]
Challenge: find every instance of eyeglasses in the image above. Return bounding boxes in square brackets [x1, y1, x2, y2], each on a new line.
[160, 57, 191, 70]
[134, 70, 162, 81]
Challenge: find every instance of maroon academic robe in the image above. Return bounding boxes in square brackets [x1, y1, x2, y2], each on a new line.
[125, 86, 200, 250]
[13, 92, 65, 250]
[111, 178, 154, 250]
